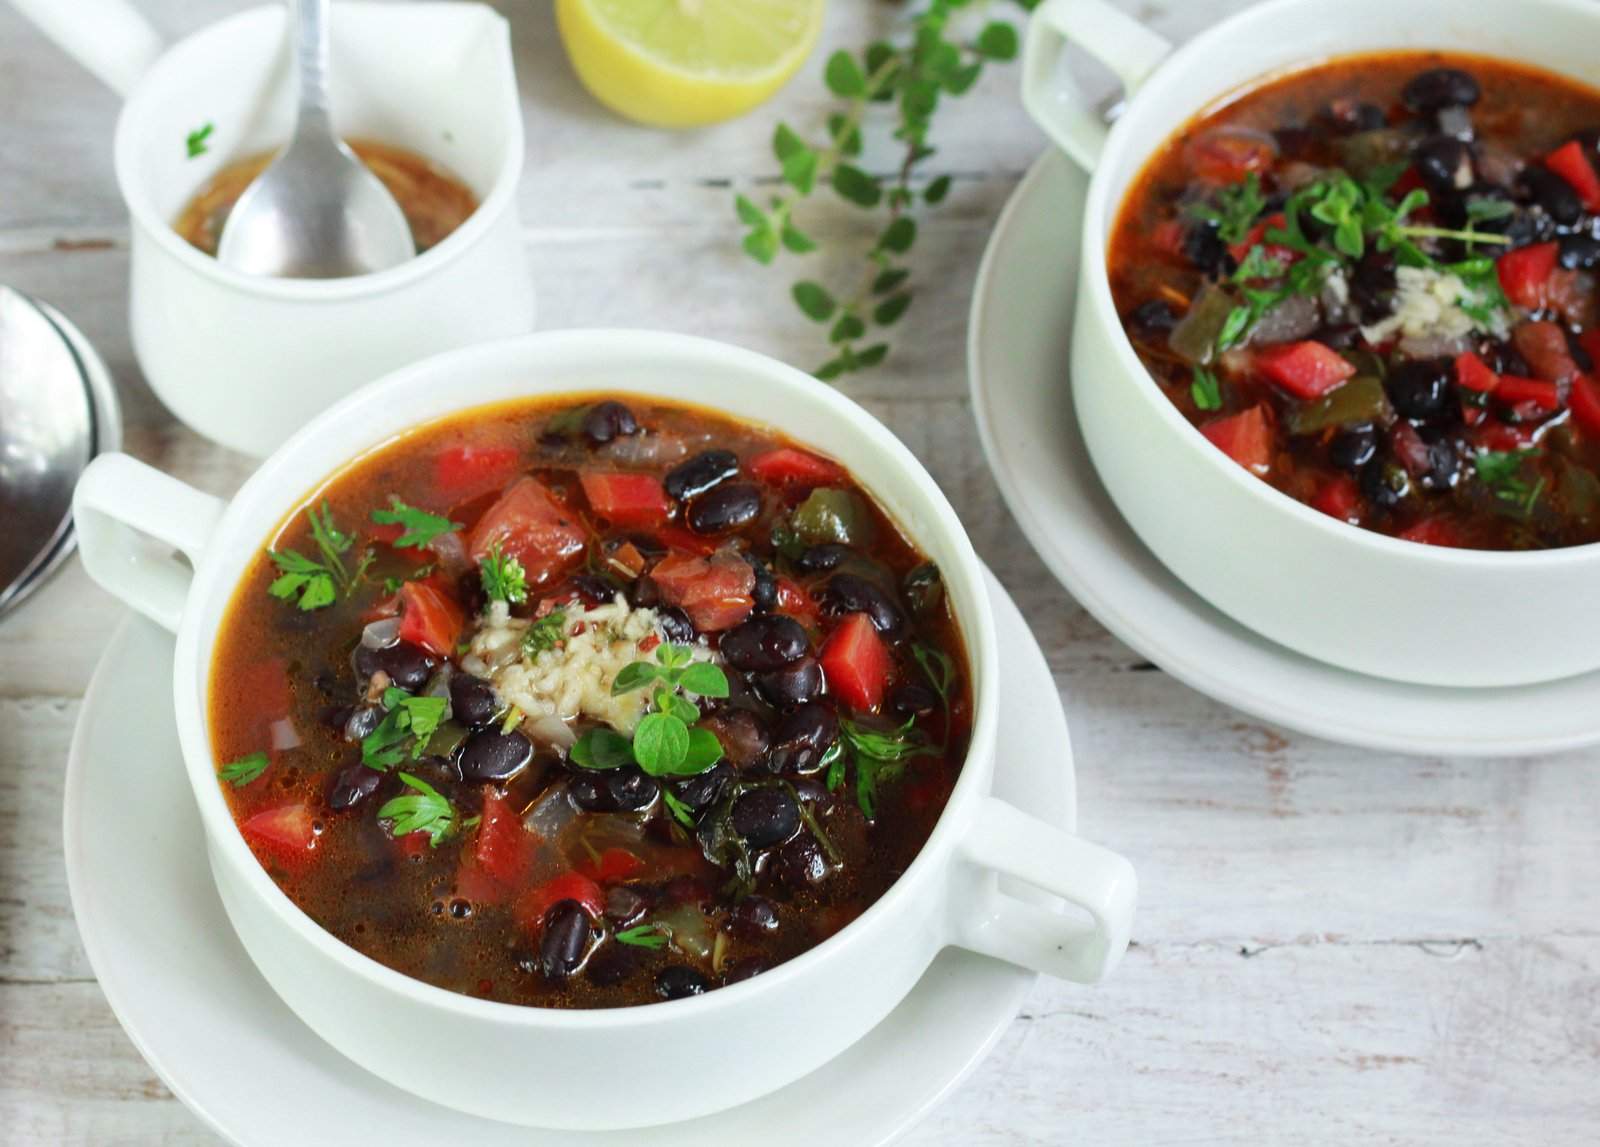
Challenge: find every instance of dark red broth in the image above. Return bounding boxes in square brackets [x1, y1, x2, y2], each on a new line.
[1110, 51, 1600, 549]
[209, 395, 969, 1008]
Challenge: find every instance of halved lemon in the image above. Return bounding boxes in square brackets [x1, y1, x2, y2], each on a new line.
[555, 0, 826, 129]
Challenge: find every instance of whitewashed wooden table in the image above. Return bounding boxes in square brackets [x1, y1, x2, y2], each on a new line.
[2, 1, 1598, 1142]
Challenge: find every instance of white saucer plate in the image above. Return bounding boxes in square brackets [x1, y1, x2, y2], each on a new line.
[64, 567, 1070, 1146]
[968, 149, 1600, 757]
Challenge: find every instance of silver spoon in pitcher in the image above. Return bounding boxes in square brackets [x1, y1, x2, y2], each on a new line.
[217, 0, 414, 278]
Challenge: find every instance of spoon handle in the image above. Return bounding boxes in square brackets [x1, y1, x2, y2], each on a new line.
[294, 0, 333, 125]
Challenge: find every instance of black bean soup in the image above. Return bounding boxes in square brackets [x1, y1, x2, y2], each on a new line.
[1111, 52, 1600, 550]
[208, 395, 970, 1008]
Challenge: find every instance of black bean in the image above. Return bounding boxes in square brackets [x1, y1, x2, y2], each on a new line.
[722, 958, 770, 986]
[1328, 426, 1379, 473]
[1360, 458, 1411, 511]
[1402, 68, 1480, 114]
[1518, 166, 1584, 229]
[1319, 99, 1387, 134]
[1504, 207, 1558, 250]
[718, 615, 809, 672]
[1437, 186, 1514, 235]
[888, 682, 939, 717]
[1558, 234, 1600, 270]
[458, 730, 533, 782]
[342, 703, 384, 743]
[820, 574, 907, 640]
[582, 401, 639, 444]
[656, 606, 697, 644]
[571, 765, 659, 812]
[1386, 358, 1454, 422]
[1414, 135, 1474, 194]
[728, 895, 781, 939]
[794, 544, 850, 573]
[772, 835, 830, 892]
[1181, 222, 1233, 277]
[788, 777, 829, 805]
[604, 885, 649, 926]
[449, 674, 500, 729]
[1419, 435, 1461, 492]
[756, 658, 823, 707]
[1350, 251, 1397, 322]
[767, 703, 839, 774]
[1315, 324, 1361, 351]
[1126, 299, 1178, 338]
[569, 574, 616, 607]
[686, 483, 762, 535]
[654, 966, 710, 1000]
[326, 763, 381, 811]
[731, 787, 801, 850]
[664, 450, 740, 501]
[744, 553, 778, 613]
[355, 640, 436, 691]
[671, 762, 731, 816]
[1482, 339, 1531, 377]
[539, 900, 593, 980]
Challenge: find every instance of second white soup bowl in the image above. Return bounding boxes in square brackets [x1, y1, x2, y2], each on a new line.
[1025, 0, 1600, 688]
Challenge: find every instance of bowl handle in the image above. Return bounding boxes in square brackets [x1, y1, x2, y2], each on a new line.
[74, 454, 225, 632]
[954, 796, 1137, 984]
[1022, 0, 1172, 171]
[5, 0, 165, 98]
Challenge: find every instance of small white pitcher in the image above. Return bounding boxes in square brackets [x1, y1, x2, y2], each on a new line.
[10, 0, 536, 457]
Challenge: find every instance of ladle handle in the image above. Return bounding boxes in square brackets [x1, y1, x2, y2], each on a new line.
[5, 0, 165, 98]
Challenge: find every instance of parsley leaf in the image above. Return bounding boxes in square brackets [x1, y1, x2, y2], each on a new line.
[370, 497, 460, 549]
[521, 608, 567, 657]
[831, 717, 938, 819]
[1475, 450, 1546, 517]
[479, 542, 528, 604]
[615, 923, 669, 949]
[377, 772, 455, 847]
[265, 501, 368, 610]
[218, 751, 269, 787]
[185, 122, 214, 158]
[661, 787, 697, 829]
[1185, 173, 1265, 247]
[1190, 366, 1223, 412]
[362, 688, 449, 770]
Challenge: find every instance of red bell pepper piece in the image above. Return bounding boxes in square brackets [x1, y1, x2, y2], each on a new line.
[1311, 475, 1361, 523]
[748, 448, 847, 489]
[819, 612, 893, 712]
[1498, 243, 1559, 310]
[579, 847, 646, 884]
[1397, 518, 1464, 548]
[434, 444, 521, 498]
[514, 872, 605, 933]
[1571, 375, 1600, 437]
[1545, 140, 1600, 211]
[398, 580, 465, 658]
[1256, 341, 1356, 399]
[1454, 352, 1499, 394]
[1495, 375, 1562, 412]
[579, 471, 671, 528]
[241, 804, 317, 869]
[1199, 406, 1274, 474]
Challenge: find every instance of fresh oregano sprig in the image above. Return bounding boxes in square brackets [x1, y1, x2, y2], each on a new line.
[735, 0, 1038, 381]
[569, 643, 730, 777]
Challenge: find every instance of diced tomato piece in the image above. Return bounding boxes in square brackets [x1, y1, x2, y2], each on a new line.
[650, 550, 756, 632]
[1152, 220, 1187, 259]
[1514, 320, 1581, 384]
[396, 831, 431, 860]
[398, 580, 464, 658]
[241, 804, 317, 868]
[513, 871, 605, 933]
[819, 612, 893, 713]
[748, 448, 847, 489]
[454, 789, 535, 904]
[579, 847, 646, 884]
[1454, 352, 1500, 394]
[1473, 421, 1539, 453]
[1311, 475, 1361, 523]
[1256, 341, 1356, 399]
[1545, 140, 1600, 211]
[1199, 406, 1274, 474]
[434, 444, 522, 498]
[1570, 375, 1600, 436]
[774, 576, 820, 628]
[1398, 518, 1464, 548]
[1184, 128, 1278, 184]
[579, 471, 671, 528]
[1498, 243, 1560, 310]
[1495, 375, 1562, 412]
[647, 524, 718, 557]
[468, 477, 587, 587]
[1390, 423, 1433, 477]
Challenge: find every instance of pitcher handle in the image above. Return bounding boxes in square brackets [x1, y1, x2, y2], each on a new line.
[6, 0, 165, 98]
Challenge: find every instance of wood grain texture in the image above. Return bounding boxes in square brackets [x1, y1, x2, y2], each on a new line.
[1, 0, 1597, 1143]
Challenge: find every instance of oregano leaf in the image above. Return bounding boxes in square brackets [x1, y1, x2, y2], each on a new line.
[873, 292, 913, 326]
[792, 281, 837, 322]
[824, 50, 866, 98]
[833, 164, 882, 208]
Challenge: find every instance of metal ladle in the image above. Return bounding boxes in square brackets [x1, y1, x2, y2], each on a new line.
[216, 0, 415, 278]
